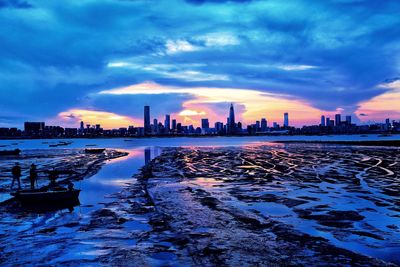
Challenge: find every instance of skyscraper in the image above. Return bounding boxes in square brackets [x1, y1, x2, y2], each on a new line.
[165, 114, 170, 132]
[144, 106, 151, 134]
[201, 118, 209, 129]
[261, 118, 267, 132]
[228, 103, 235, 134]
[215, 122, 223, 133]
[172, 119, 177, 131]
[153, 118, 158, 133]
[345, 115, 352, 125]
[321, 115, 325, 126]
[284, 112, 289, 127]
[335, 114, 341, 127]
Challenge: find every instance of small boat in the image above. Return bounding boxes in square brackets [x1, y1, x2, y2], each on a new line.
[11, 187, 80, 203]
[84, 148, 105, 154]
[85, 144, 97, 147]
[0, 149, 21, 156]
[49, 141, 72, 147]
[57, 141, 72, 146]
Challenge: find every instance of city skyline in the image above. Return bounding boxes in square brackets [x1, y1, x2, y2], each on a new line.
[5, 103, 398, 135]
[2, 102, 397, 132]
[1, 1, 400, 128]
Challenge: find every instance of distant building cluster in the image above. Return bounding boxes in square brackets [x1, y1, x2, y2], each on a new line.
[0, 105, 399, 138]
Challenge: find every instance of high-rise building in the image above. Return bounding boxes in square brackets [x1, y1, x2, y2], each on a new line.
[172, 119, 177, 131]
[346, 115, 352, 125]
[80, 121, 84, 131]
[335, 114, 341, 127]
[165, 114, 170, 132]
[153, 118, 158, 133]
[201, 118, 209, 129]
[144, 106, 151, 134]
[261, 118, 267, 132]
[326, 118, 334, 127]
[321, 115, 325, 126]
[24, 122, 45, 134]
[284, 112, 289, 127]
[255, 121, 260, 131]
[215, 122, 223, 133]
[228, 103, 236, 134]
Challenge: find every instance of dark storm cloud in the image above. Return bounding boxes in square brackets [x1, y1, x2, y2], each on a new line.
[0, 0, 399, 127]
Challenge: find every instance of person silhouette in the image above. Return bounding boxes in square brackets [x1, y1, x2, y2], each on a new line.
[11, 162, 22, 190]
[29, 163, 38, 189]
[48, 169, 58, 188]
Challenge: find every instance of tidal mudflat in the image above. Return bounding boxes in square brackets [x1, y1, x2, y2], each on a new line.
[0, 141, 399, 266]
[138, 143, 399, 266]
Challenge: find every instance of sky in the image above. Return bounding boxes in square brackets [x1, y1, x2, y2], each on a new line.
[0, 0, 400, 129]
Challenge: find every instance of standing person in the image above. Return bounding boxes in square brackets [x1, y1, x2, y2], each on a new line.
[29, 163, 38, 189]
[48, 169, 58, 188]
[11, 163, 22, 190]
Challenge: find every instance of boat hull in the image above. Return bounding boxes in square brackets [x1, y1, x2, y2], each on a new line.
[0, 149, 21, 156]
[84, 148, 105, 154]
[11, 189, 81, 203]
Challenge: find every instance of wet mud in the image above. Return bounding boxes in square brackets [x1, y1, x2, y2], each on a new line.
[137, 144, 399, 266]
[1, 144, 399, 266]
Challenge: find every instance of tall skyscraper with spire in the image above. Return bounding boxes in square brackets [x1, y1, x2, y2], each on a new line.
[228, 103, 236, 134]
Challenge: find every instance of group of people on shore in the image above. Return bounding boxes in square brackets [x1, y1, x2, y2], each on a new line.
[11, 163, 38, 190]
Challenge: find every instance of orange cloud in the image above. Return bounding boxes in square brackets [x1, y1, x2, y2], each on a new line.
[56, 109, 141, 129]
[356, 80, 400, 122]
[101, 81, 332, 127]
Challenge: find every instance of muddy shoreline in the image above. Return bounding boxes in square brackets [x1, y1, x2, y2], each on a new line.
[0, 144, 399, 265]
[129, 145, 399, 266]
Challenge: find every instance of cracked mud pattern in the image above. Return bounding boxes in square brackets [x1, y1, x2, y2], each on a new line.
[144, 143, 400, 266]
[0, 144, 399, 266]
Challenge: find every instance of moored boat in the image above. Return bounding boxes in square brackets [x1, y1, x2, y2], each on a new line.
[11, 187, 80, 203]
[84, 148, 105, 154]
[0, 149, 21, 156]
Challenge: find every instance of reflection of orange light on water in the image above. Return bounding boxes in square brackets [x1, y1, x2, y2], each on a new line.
[187, 177, 221, 189]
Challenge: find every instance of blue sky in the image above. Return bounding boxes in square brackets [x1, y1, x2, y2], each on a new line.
[1, 0, 400, 128]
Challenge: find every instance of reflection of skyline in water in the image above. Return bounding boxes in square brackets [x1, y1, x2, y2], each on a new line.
[145, 147, 151, 164]
[78, 146, 162, 210]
